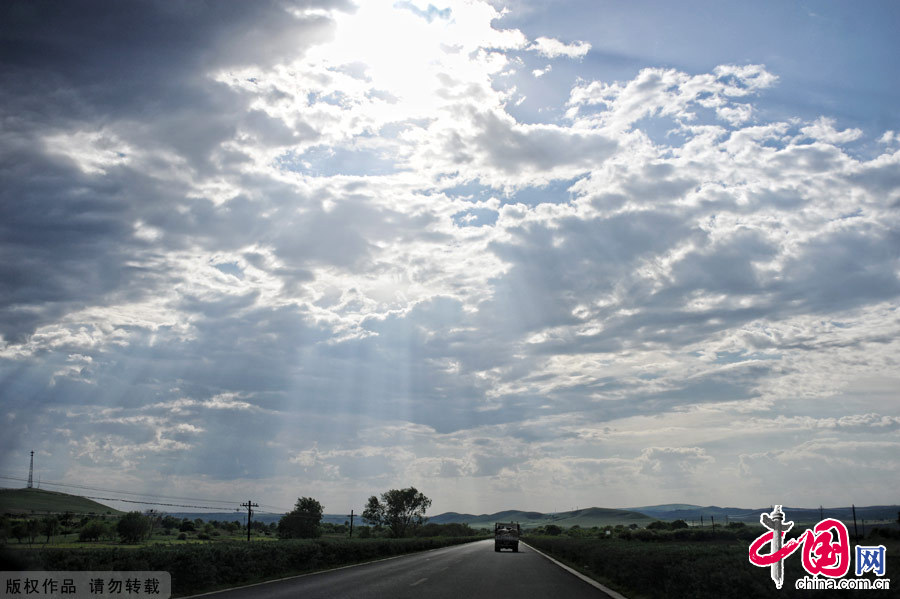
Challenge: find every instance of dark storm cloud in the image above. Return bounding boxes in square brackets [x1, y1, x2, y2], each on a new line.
[0, 0, 343, 118]
[0, 0, 346, 342]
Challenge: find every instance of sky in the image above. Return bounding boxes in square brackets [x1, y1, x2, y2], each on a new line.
[1, 0, 898, 517]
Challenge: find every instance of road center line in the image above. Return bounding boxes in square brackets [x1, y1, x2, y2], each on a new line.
[410, 578, 428, 587]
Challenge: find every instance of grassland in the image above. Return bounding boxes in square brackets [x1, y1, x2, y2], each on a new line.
[526, 529, 899, 599]
[0, 488, 122, 516]
[2, 536, 485, 597]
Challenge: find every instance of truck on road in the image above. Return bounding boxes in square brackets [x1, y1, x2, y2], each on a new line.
[494, 522, 520, 552]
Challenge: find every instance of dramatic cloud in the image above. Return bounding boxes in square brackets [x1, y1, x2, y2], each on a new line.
[1, 0, 897, 514]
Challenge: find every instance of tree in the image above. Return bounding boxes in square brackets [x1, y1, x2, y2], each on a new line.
[278, 497, 323, 539]
[117, 512, 150, 543]
[362, 487, 432, 538]
[25, 519, 40, 544]
[41, 516, 59, 544]
[144, 510, 162, 540]
[567, 525, 585, 537]
[11, 522, 27, 544]
[78, 520, 106, 542]
[543, 524, 562, 536]
[0, 517, 9, 545]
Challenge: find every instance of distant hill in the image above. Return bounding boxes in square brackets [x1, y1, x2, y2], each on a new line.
[628, 504, 900, 524]
[0, 488, 122, 516]
[428, 507, 653, 529]
[628, 503, 701, 514]
[427, 511, 480, 524]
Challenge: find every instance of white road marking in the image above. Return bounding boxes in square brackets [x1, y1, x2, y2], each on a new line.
[410, 578, 428, 587]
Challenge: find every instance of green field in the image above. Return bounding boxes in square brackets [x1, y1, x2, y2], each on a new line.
[0, 488, 122, 516]
[526, 531, 899, 599]
[2, 536, 484, 597]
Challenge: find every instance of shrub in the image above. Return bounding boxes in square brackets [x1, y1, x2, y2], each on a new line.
[870, 527, 900, 540]
[13, 536, 483, 596]
[278, 497, 323, 539]
[78, 520, 106, 542]
[117, 512, 151, 543]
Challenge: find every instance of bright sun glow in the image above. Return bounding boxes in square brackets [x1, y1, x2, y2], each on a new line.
[313, 1, 518, 118]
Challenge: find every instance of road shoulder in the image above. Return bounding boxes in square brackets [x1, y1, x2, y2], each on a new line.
[521, 541, 630, 599]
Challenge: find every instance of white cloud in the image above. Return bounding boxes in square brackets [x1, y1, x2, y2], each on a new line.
[801, 116, 863, 144]
[1, 0, 898, 513]
[529, 36, 591, 59]
[566, 65, 778, 132]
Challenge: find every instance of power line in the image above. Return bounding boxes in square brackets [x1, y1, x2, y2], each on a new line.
[1, 474, 290, 515]
[81, 496, 243, 511]
[0, 474, 242, 506]
[257, 503, 292, 514]
[241, 500, 259, 542]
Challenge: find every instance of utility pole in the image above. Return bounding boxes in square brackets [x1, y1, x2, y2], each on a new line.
[852, 504, 858, 542]
[27, 451, 34, 489]
[348, 510, 355, 538]
[819, 505, 823, 521]
[241, 500, 258, 542]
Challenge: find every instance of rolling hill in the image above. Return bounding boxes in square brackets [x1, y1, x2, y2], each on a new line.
[428, 507, 654, 529]
[627, 504, 900, 524]
[0, 488, 122, 516]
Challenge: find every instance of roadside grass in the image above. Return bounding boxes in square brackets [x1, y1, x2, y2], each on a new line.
[1, 536, 485, 597]
[3, 530, 280, 549]
[525, 534, 899, 599]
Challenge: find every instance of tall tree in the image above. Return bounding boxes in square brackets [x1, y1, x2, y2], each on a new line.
[78, 520, 106, 542]
[144, 510, 162, 540]
[362, 487, 431, 538]
[277, 497, 323, 539]
[41, 515, 59, 544]
[11, 521, 27, 544]
[25, 519, 40, 544]
[117, 512, 150, 543]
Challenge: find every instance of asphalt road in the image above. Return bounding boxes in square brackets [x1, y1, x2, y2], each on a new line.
[187, 539, 617, 599]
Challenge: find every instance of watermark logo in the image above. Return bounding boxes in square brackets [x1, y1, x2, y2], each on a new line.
[856, 545, 886, 577]
[748, 506, 890, 591]
[1, 572, 170, 598]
